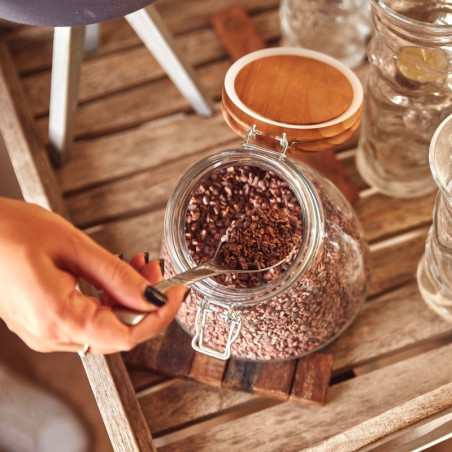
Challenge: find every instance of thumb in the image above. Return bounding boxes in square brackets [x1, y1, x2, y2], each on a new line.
[64, 231, 167, 312]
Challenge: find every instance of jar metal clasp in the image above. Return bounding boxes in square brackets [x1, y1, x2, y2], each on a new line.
[242, 125, 289, 157]
[192, 300, 242, 360]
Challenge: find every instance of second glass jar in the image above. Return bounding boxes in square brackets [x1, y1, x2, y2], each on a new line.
[356, 0, 452, 198]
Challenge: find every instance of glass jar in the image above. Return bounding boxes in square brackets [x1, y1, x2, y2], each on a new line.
[162, 141, 370, 361]
[279, 0, 371, 69]
[356, 0, 452, 198]
[417, 114, 452, 323]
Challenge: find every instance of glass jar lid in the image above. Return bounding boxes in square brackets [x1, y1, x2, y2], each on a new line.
[222, 47, 363, 152]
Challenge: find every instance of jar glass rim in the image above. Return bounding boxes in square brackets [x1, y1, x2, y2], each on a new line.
[372, 0, 452, 33]
[164, 148, 323, 306]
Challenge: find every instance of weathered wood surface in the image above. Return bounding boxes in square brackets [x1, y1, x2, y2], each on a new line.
[125, 319, 333, 405]
[157, 343, 452, 451]
[5, 0, 452, 448]
[124, 282, 452, 441]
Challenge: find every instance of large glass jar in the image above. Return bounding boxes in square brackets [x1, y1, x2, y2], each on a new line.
[162, 143, 370, 361]
[279, 0, 371, 69]
[356, 0, 452, 198]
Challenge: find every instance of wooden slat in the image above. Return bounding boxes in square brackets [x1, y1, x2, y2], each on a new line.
[211, 7, 266, 62]
[189, 352, 227, 387]
[36, 60, 227, 141]
[356, 190, 435, 242]
[125, 320, 326, 404]
[311, 390, 452, 452]
[128, 366, 169, 392]
[139, 378, 256, 435]
[290, 345, 334, 405]
[368, 227, 429, 297]
[223, 359, 263, 393]
[0, 42, 66, 214]
[87, 209, 165, 258]
[125, 321, 195, 377]
[253, 360, 297, 400]
[333, 282, 452, 372]
[59, 108, 235, 193]
[157, 343, 452, 451]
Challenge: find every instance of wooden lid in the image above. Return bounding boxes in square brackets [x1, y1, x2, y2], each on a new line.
[222, 48, 363, 152]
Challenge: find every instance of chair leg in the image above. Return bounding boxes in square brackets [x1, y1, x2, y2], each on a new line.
[125, 5, 214, 117]
[84, 23, 100, 53]
[48, 26, 85, 167]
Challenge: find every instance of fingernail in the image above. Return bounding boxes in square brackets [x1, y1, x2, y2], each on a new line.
[144, 252, 150, 264]
[182, 288, 191, 302]
[143, 286, 168, 307]
[159, 259, 165, 276]
[118, 253, 124, 260]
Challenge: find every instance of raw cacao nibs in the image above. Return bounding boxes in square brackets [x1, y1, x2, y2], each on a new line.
[167, 163, 369, 360]
[184, 165, 303, 288]
[219, 207, 300, 271]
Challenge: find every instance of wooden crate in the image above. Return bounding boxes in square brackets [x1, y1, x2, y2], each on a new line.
[1, 1, 452, 450]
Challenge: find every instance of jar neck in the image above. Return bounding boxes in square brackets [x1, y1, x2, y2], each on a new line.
[372, 0, 452, 45]
[164, 148, 323, 306]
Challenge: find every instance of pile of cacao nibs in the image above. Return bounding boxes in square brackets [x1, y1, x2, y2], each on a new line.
[184, 165, 303, 288]
[219, 206, 299, 271]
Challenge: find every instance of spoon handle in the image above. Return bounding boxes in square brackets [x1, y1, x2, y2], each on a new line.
[154, 263, 221, 293]
[113, 262, 221, 326]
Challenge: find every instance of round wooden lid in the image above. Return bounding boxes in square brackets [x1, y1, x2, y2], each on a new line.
[222, 48, 363, 152]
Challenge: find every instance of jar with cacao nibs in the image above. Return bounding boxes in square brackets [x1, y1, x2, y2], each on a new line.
[161, 47, 369, 361]
[162, 146, 370, 361]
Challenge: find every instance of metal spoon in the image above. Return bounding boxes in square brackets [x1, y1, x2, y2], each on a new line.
[113, 231, 294, 326]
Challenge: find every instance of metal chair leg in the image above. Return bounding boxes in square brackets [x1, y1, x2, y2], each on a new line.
[48, 26, 85, 166]
[125, 5, 214, 117]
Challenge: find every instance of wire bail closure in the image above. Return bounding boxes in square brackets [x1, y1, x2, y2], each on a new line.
[192, 299, 242, 360]
[241, 125, 290, 157]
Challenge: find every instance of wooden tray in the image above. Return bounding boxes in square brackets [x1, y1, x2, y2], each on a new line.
[124, 320, 334, 405]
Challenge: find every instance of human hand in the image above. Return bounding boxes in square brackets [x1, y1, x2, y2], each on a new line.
[0, 198, 188, 354]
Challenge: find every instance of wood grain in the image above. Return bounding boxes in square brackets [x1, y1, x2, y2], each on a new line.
[0, 42, 66, 214]
[139, 378, 256, 436]
[158, 343, 452, 451]
[125, 321, 195, 378]
[189, 352, 227, 387]
[290, 344, 334, 405]
[211, 7, 266, 62]
[234, 55, 353, 125]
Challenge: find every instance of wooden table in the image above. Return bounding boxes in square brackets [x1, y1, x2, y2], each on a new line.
[1, 1, 451, 450]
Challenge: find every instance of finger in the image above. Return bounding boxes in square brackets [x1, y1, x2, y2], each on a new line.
[62, 232, 167, 312]
[128, 252, 151, 273]
[101, 258, 164, 307]
[136, 259, 164, 284]
[128, 285, 189, 344]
